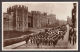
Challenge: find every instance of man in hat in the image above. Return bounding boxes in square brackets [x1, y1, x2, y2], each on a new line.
[71, 3, 77, 45]
[72, 3, 76, 28]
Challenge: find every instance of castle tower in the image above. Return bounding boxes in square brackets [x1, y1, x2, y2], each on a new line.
[15, 5, 28, 32]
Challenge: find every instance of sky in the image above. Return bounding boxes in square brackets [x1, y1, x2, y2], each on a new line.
[2, 2, 78, 21]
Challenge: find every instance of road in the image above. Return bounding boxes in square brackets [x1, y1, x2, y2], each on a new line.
[14, 24, 77, 49]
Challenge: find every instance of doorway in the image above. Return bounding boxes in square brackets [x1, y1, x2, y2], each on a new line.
[28, 16, 33, 27]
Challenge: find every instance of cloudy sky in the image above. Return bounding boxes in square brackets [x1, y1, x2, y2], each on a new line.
[2, 2, 78, 21]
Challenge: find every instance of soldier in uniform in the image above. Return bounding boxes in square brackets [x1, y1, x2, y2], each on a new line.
[72, 3, 76, 28]
[72, 3, 77, 45]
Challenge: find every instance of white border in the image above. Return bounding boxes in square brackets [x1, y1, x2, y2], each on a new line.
[2, 2, 78, 51]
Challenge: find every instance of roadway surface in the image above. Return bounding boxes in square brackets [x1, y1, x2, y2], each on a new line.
[14, 24, 77, 49]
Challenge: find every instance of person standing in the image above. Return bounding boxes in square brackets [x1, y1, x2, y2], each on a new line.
[72, 3, 76, 28]
[72, 3, 77, 45]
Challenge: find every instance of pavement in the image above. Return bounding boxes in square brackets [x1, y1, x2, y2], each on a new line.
[3, 41, 26, 49]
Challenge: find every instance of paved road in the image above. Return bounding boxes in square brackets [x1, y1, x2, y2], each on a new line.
[15, 24, 77, 49]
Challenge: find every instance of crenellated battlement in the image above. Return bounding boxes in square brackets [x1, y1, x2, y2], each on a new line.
[7, 5, 28, 15]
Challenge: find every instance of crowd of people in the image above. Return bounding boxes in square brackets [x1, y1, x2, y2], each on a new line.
[29, 25, 67, 48]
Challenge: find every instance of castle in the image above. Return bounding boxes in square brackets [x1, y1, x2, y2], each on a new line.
[3, 5, 56, 32]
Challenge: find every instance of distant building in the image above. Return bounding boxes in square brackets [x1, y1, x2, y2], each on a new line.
[40, 13, 48, 27]
[31, 11, 42, 28]
[67, 16, 72, 26]
[47, 14, 56, 25]
[3, 5, 56, 31]
[59, 20, 67, 26]
[3, 12, 13, 31]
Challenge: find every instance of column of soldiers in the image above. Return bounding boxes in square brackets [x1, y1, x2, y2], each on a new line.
[29, 25, 67, 48]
